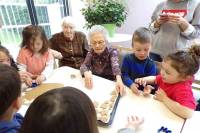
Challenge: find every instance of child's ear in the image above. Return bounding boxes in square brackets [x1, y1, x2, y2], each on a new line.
[12, 97, 22, 111]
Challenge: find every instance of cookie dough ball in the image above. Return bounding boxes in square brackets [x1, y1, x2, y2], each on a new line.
[110, 90, 117, 96]
[100, 103, 107, 109]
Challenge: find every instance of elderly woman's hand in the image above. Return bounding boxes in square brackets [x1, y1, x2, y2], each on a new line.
[115, 75, 125, 96]
[84, 71, 93, 89]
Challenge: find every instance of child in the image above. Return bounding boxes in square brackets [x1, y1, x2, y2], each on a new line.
[0, 45, 18, 70]
[80, 25, 124, 95]
[20, 86, 143, 133]
[121, 27, 157, 95]
[135, 45, 200, 118]
[17, 25, 54, 87]
[0, 64, 23, 133]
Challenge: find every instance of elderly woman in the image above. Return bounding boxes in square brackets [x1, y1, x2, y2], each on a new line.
[149, 0, 200, 62]
[80, 25, 124, 95]
[50, 16, 89, 68]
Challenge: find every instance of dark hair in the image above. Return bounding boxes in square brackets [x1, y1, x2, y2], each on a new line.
[132, 27, 152, 47]
[0, 64, 21, 116]
[164, 45, 200, 76]
[20, 87, 99, 133]
[0, 45, 18, 70]
[21, 25, 49, 54]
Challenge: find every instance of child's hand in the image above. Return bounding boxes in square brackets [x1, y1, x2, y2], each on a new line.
[35, 75, 46, 85]
[25, 77, 33, 87]
[130, 83, 140, 95]
[19, 71, 32, 82]
[154, 88, 167, 102]
[143, 85, 154, 96]
[84, 71, 93, 89]
[125, 115, 144, 130]
[135, 78, 146, 87]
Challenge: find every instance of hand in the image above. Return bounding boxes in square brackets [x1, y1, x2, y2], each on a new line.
[51, 49, 63, 59]
[84, 71, 93, 89]
[143, 85, 154, 96]
[154, 15, 168, 28]
[115, 79, 125, 96]
[130, 83, 140, 95]
[167, 14, 189, 31]
[135, 78, 146, 86]
[25, 77, 33, 87]
[35, 75, 46, 85]
[125, 115, 144, 130]
[154, 88, 167, 102]
[19, 71, 33, 82]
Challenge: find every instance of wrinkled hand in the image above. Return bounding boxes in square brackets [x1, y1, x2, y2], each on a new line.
[84, 71, 93, 89]
[154, 88, 167, 102]
[135, 78, 146, 86]
[116, 80, 125, 96]
[125, 115, 144, 130]
[35, 75, 46, 85]
[130, 83, 140, 95]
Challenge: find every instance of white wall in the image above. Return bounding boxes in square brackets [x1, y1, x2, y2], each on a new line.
[117, 0, 165, 34]
[69, 0, 164, 34]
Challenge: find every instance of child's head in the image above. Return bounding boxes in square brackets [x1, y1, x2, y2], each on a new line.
[21, 25, 49, 54]
[161, 45, 200, 84]
[132, 27, 152, 60]
[20, 87, 98, 133]
[0, 45, 18, 70]
[88, 25, 108, 54]
[0, 64, 21, 118]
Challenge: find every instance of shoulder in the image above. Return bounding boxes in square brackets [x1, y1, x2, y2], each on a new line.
[51, 32, 64, 40]
[75, 31, 87, 38]
[146, 58, 156, 67]
[19, 47, 31, 56]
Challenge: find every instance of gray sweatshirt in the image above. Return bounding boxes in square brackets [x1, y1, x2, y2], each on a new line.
[150, 0, 200, 57]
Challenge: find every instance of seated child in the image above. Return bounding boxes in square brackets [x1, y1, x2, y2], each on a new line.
[80, 25, 124, 95]
[121, 27, 157, 95]
[135, 45, 200, 118]
[17, 25, 54, 87]
[20, 86, 143, 133]
[0, 64, 23, 133]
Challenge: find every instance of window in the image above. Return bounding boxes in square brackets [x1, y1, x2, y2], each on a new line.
[0, 0, 68, 46]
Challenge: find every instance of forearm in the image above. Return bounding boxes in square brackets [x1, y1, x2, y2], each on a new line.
[143, 76, 156, 84]
[163, 97, 194, 118]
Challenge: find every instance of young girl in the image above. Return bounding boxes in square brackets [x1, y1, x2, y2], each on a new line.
[17, 25, 54, 87]
[135, 45, 200, 118]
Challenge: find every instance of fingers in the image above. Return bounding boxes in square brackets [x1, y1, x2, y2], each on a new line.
[85, 77, 93, 89]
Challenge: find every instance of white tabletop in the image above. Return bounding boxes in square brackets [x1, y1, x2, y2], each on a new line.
[19, 66, 185, 133]
[107, 33, 132, 43]
[181, 111, 200, 133]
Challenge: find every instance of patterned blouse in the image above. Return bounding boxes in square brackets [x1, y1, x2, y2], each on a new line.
[80, 47, 121, 80]
[49, 31, 89, 69]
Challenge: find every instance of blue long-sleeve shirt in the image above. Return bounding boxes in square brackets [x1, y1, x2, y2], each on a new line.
[121, 54, 157, 87]
[0, 113, 23, 133]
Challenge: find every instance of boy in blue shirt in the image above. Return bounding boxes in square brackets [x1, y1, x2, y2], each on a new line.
[121, 27, 157, 95]
[0, 64, 23, 133]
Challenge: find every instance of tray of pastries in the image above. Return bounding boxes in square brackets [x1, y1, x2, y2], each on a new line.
[93, 90, 120, 126]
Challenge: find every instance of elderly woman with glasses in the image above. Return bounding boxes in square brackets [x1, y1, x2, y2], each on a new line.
[80, 25, 125, 95]
[50, 16, 89, 68]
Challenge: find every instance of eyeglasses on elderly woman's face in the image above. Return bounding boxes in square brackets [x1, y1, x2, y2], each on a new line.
[90, 32, 106, 54]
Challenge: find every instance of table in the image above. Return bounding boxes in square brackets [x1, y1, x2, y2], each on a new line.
[181, 111, 200, 133]
[18, 66, 185, 133]
[107, 33, 132, 48]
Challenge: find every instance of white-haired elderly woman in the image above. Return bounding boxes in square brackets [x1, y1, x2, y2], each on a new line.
[50, 16, 89, 68]
[80, 25, 125, 95]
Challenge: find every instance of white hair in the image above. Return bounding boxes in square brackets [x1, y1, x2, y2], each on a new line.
[88, 25, 108, 41]
[61, 16, 76, 28]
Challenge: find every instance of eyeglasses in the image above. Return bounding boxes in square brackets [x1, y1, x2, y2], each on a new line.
[91, 40, 105, 46]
